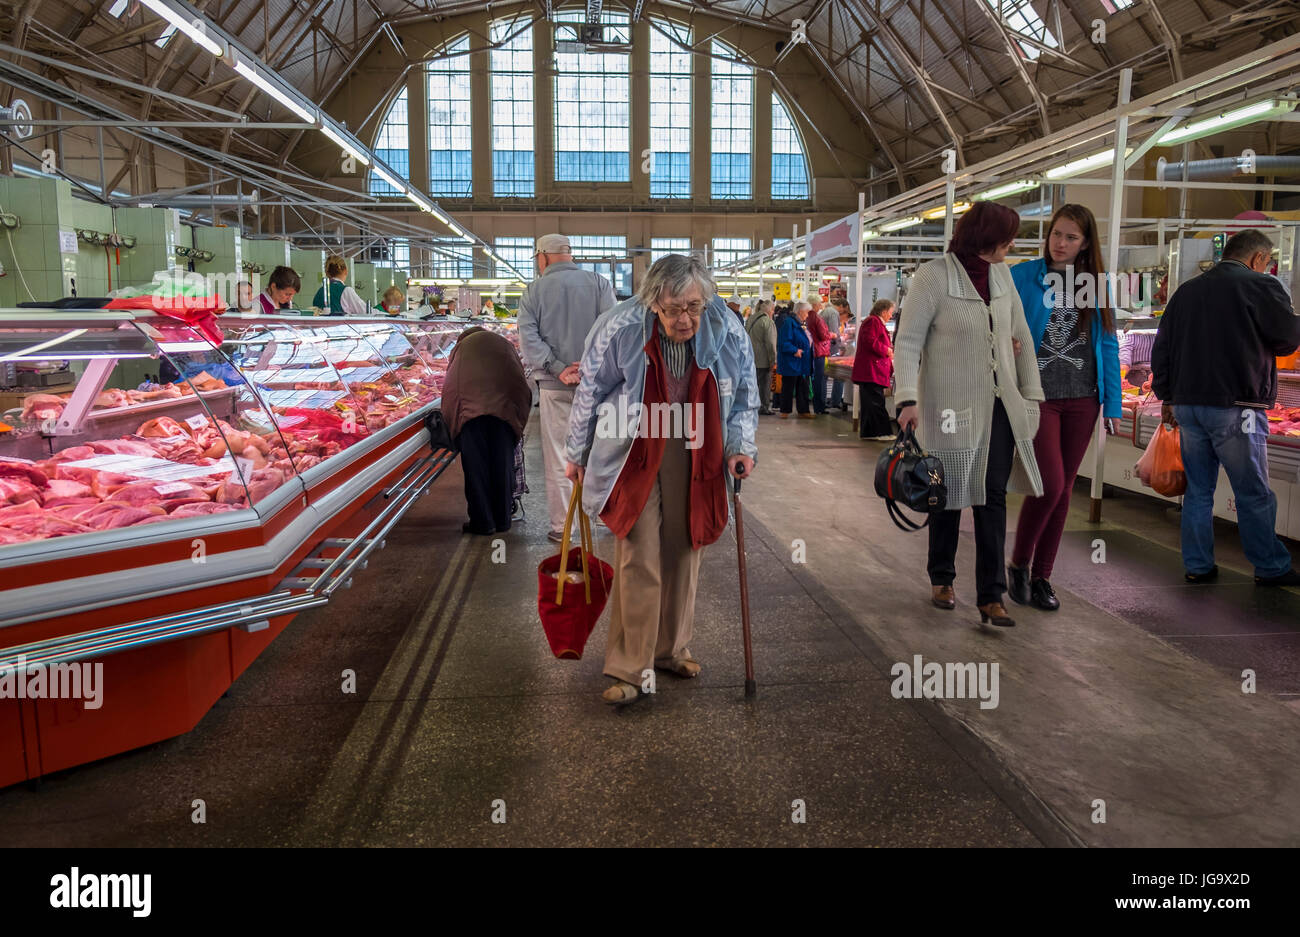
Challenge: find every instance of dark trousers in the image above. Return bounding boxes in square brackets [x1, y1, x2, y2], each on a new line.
[1012, 397, 1099, 580]
[756, 366, 773, 413]
[927, 400, 1015, 606]
[856, 382, 892, 437]
[778, 374, 810, 414]
[457, 415, 518, 533]
[812, 357, 827, 413]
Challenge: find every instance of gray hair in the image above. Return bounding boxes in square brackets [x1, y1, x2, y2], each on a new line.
[754, 299, 773, 317]
[639, 254, 716, 308]
[1223, 228, 1274, 263]
[794, 301, 812, 314]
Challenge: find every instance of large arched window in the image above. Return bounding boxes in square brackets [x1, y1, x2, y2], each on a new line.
[491, 17, 535, 197]
[649, 20, 692, 199]
[711, 41, 752, 200]
[428, 36, 472, 197]
[771, 94, 809, 200]
[554, 11, 630, 181]
[369, 87, 409, 196]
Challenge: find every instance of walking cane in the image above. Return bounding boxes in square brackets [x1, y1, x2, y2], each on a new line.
[733, 469, 757, 698]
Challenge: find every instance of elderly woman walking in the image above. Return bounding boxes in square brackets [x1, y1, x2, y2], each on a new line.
[565, 254, 759, 705]
[894, 202, 1045, 627]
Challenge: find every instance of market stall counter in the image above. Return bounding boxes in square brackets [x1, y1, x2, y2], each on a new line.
[0, 310, 506, 786]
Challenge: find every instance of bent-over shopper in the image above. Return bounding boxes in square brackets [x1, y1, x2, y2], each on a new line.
[565, 254, 759, 705]
[441, 327, 533, 535]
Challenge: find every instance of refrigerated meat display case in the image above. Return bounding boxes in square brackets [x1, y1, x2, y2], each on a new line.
[0, 309, 492, 787]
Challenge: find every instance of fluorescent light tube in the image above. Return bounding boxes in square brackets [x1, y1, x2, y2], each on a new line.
[371, 166, 405, 192]
[1157, 98, 1297, 147]
[921, 202, 971, 221]
[862, 230, 880, 241]
[320, 124, 370, 167]
[976, 179, 1039, 201]
[139, 0, 224, 57]
[234, 60, 314, 123]
[1045, 148, 1117, 180]
[406, 192, 434, 212]
[879, 216, 922, 232]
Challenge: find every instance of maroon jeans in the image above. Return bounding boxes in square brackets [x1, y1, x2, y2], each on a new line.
[1011, 396, 1100, 580]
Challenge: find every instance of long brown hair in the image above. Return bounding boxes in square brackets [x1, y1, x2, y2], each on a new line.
[1044, 204, 1113, 333]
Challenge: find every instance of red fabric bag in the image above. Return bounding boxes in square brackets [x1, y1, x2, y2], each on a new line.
[537, 482, 612, 659]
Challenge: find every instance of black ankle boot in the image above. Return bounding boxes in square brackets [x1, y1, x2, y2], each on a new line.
[1007, 564, 1030, 605]
[1030, 578, 1060, 611]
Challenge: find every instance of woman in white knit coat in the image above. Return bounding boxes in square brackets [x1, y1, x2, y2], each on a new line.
[894, 202, 1045, 627]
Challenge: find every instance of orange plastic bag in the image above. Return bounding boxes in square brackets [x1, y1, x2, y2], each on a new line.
[1137, 423, 1186, 497]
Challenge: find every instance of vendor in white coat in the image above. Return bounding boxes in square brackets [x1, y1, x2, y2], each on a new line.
[894, 202, 1044, 627]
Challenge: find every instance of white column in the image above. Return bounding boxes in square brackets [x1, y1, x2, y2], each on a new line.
[1090, 67, 1133, 521]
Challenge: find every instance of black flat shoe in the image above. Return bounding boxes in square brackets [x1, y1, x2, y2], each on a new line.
[1029, 578, 1060, 611]
[1255, 568, 1300, 587]
[1185, 565, 1219, 584]
[1007, 564, 1031, 605]
[461, 522, 495, 535]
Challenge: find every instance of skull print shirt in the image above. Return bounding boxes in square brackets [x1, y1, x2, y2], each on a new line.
[1036, 300, 1097, 400]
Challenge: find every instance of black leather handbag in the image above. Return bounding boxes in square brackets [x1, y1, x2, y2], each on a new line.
[874, 427, 947, 531]
[425, 409, 458, 453]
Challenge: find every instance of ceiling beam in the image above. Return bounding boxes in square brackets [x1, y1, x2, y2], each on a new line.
[966, 0, 1051, 134]
[838, 0, 966, 165]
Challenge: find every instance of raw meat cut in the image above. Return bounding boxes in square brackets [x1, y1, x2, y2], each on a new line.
[137, 416, 188, 438]
[44, 498, 101, 514]
[108, 481, 209, 507]
[88, 438, 159, 457]
[0, 500, 41, 522]
[20, 394, 66, 424]
[0, 461, 49, 487]
[74, 502, 165, 530]
[0, 477, 41, 504]
[0, 527, 31, 544]
[3, 514, 91, 538]
[169, 501, 240, 517]
[44, 478, 93, 499]
[93, 389, 131, 409]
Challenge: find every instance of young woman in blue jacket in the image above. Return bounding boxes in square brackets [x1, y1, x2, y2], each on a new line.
[1008, 204, 1122, 611]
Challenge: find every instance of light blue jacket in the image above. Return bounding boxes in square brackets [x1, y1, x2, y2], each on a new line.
[1010, 257, 1123, 419]
[565, 296, 760, 519]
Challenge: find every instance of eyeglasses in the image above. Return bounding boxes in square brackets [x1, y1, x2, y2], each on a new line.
[656, 301, 705, 321]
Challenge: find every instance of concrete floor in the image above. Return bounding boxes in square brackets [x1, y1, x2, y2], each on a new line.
[1, 409, 1298, 846]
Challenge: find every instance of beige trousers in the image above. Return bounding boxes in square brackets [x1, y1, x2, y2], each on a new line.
[603, 434, 704, 686]
[538, 388, 575, 533]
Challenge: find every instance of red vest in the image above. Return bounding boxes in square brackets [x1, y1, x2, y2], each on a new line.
[599, 323, 729, 548]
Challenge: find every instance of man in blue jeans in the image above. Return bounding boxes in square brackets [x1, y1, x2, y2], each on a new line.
[1152, 228, 1300, 585]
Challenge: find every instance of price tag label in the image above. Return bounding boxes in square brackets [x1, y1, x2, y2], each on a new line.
[234, 456, 255, 482]
[185, 414, 210, 431]
[155, 482, 194, 495]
